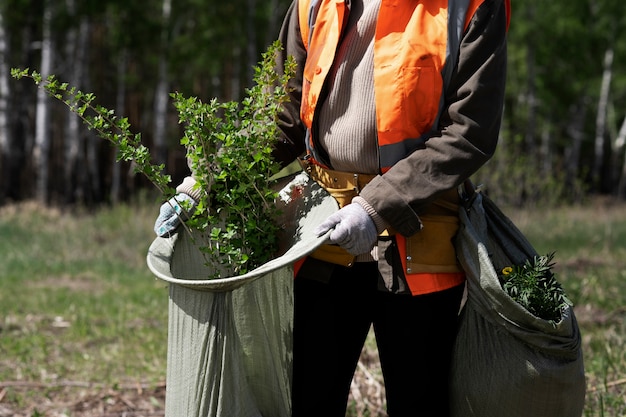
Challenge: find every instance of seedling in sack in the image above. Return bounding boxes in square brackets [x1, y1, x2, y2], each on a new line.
[499, 252, 573, 325]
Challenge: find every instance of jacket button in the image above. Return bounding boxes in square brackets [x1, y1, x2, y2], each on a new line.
[315, 66, 322, 74]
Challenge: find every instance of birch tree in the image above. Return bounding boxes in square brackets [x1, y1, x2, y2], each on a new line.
[592, 47, 614, 190]
[63, 0, 90, 203]
[0, 9, 9, 153]
[106, 2, 129, 204]
[616, 117, 626, 198]
[33, 0, 54, 203]
[110, 49, 127, 204]
[523, 4, 538, 152]
[153, 0, 172, 166]
[0, 8, 10, 201]
[564, 98, 588, 190]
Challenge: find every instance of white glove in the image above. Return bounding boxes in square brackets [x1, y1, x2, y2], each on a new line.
[314, 203, 378, 256]
[153, 193, 197, 237]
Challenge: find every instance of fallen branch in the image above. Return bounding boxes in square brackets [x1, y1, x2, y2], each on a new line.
[0, 380, 166, 391]
[588, 377, 626, 393]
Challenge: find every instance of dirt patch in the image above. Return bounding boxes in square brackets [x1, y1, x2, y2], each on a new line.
[0, 382, 165, 417]
[26, 273, 109, 295]
[0, 351, 387, 416]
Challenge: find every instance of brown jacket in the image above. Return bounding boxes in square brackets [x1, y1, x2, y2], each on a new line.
[273, 0, 509, 293]
[274, 0, 508, 236]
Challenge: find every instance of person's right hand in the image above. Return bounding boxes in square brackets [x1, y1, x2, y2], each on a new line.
[314, 203, 378, 256]
[153, 193, 197, 237]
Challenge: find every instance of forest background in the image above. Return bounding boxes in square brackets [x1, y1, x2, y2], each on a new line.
[1, 0, 626, 207]
[1, 1, 626, 416]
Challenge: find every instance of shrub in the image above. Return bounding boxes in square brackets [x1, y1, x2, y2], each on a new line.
[13, 40, 297, 277]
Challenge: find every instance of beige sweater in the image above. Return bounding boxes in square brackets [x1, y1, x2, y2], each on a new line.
[316, 0, 384, 261]
[317, 0, 381, 175]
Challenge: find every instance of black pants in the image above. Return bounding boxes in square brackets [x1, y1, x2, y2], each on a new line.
[291, 262, 464, 417]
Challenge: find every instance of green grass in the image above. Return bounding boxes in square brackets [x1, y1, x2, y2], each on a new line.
[1, 197, 625, 416]
[508, 199, 626, 417]
[0, 199, 169, 413]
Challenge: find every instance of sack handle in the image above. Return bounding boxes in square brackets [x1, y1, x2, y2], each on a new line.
[459, 179, 480, 210]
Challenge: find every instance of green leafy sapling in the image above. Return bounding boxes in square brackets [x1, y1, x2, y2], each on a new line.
[173, 42, 297, 276]
[499, 252, 573, 325]
[12, 40, 297, 278]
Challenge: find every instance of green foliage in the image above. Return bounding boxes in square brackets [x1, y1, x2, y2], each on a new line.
[499, 252, 573, 325]
[474, 144, 588, 207]
[0, 202, 167, 386]
[171, 41, 297, 276]
[500, 0, 626, 197]
[508, 202, 626, 417]
[12, 40, 297, 278]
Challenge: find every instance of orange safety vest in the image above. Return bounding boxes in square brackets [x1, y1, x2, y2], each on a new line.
[297, 0, 510, 295]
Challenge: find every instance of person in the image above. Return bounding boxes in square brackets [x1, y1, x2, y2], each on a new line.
[155, 0, 510, 415]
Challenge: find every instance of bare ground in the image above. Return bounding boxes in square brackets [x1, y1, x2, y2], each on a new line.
[0, 381, 166, 417]
[0, 350, 386, 417]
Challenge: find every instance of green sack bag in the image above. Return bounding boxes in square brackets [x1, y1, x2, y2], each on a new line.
[147, 172, 339, 417]
[450, 190, 586, 417]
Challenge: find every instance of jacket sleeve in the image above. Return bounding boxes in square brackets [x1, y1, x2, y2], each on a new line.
[272, 0, 308, 167]
[359, 0, 508, 237]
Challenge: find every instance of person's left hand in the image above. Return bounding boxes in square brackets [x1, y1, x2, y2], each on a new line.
[153, 193, 197, 237]
[314, 203, 378, 256]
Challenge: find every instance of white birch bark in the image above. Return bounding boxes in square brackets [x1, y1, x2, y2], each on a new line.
[0, 10, 10, 157]
[0, 9, 10, 201]
[33, 0, 54, 203]
[64, 0, 90, 203]
[110, 50, 127, 204]
[153, 0, 172, 166]
[615, 116, 626, 198]
[592, 47, 614, 188]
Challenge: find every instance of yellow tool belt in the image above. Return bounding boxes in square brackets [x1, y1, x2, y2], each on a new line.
[303, 163, 376, 266]
[303, 161, 461, 273]
[305, 163, 376, 208]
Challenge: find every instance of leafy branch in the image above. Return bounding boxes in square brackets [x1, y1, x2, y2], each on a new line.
[12, 40, 297, 277]
[11, 67, 173, 197]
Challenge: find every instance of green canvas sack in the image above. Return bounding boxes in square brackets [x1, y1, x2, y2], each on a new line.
[147, 172, 339, 417]
[450, 188, 586, 417]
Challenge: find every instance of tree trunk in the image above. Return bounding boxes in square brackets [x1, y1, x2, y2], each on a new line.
[246, 0, 257, 85]
[82, 60, 101, 205]
[266, 0, 280, 43]
[0, 9, 11, 202]
[592, 47, 614, 191]
[524, 4, 537, 151]
[153, 0, 172, 166]
[564, 98, 588, 191]
[110, 50, 127, 204]
[77, 18, 100, 205]
[540, 118, 552, 175]
[64, 0, 90, 204]
[33, 0, 54, 204]
[230, 46, 241, 101]
[615, 116, 626, 199]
